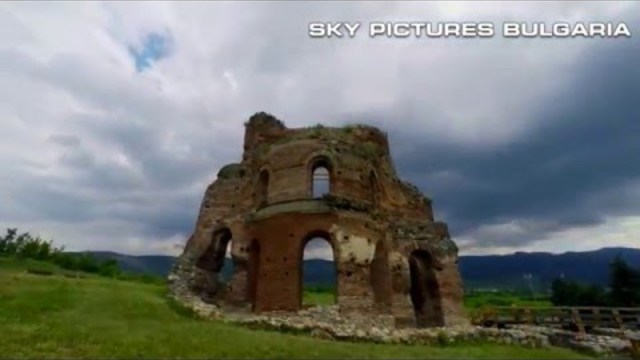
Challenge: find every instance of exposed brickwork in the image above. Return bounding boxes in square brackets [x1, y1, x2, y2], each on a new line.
[168, 112, 468, 327]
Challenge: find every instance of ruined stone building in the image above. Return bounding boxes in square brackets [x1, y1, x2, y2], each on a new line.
[169, 112, 467, 327]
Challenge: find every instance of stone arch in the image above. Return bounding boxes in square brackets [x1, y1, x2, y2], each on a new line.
[299, 230, 338, 308]
[408, 249, 444, 327]
[196, 227, 232, 272]
[255, 169, 270, 208]
[308, 156, 333, 198]
[194, 227, 233, 301]
[370, 240, 392, 310]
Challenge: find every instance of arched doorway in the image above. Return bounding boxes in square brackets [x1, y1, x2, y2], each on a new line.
[409, 250, 444, 327]
[300, 231, 337, 308]
[195, 228, 233, 302]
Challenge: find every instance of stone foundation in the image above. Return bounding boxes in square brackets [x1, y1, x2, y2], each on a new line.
[172, 295, 636, 357]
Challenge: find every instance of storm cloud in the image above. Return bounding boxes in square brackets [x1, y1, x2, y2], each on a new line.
[390, 39, 640, 251]
[0, 1, 639, 256]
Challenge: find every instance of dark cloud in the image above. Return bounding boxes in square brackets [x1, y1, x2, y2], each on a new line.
[2, 2, 639, 256]
[389, 39, 640, 248]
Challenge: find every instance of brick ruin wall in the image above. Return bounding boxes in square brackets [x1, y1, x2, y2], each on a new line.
[168, 112, 468, 328]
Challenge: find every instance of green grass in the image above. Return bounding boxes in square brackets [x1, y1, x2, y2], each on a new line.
[303, 290, 336, 306]
[0, 256, 66, 273]
[464, 292, 552, 310]
[303, 286, 336, 306]
[0, 258, 589, 359]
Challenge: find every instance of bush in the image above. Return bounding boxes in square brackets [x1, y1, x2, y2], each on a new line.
[609, 256, 640, 307]
[550, 278, 609, 306]
[1, 228, 171, 285]
[1, 228, 123, 279]
[551, 256, 640, 307]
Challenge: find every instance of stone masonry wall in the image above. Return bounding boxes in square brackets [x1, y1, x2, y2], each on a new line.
[169, 112, 468, 328]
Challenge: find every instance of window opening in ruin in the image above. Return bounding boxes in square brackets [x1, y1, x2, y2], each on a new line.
[222, 239, 234, 282]
[256, 170, 269, 208]
[311, 159, 331, 198]
[408, 250, 444, 328]
[195, 228, 234, 301]
[301, 235, 337, 307]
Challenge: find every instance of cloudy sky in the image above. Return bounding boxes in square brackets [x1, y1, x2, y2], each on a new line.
[1, 1, 639, 259]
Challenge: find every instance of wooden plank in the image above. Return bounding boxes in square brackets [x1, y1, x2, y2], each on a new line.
[571, 308, 586, 336]
[612, 309, 625, 331]
[475, 306, 640, 331]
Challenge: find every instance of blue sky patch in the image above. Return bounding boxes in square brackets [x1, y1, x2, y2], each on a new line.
[128, 32, 172, 72]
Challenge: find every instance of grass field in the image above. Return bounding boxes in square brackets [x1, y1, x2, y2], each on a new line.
[303, 287, 336, 306]
[464, 292, 552, 309]
[0, 257, 589, 359]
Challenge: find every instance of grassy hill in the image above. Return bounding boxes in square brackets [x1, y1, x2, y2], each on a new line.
[80, 251, 176, 276]
[0, 256, 587, 359]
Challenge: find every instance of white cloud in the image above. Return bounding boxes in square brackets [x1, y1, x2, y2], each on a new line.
[0, 2, 638, 255]
[460, 215, 640, 256]
[304, 238, 334, 260]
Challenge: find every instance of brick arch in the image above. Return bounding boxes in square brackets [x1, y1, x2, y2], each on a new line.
[196, 227, 232, 272]
[304, 152, 338, 198]
[298, 229, 339, 308]
[403, 242, 445, 270]
[303, 151, 338, 169]
[191, 227, 233, 301]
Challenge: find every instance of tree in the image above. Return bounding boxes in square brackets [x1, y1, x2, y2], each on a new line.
[98, 259, 121, 278]
[551, 278, 572, 305]
[550, 278, 608, 306]
[609, 255, 640, 307]
[0, 228, 18, 253]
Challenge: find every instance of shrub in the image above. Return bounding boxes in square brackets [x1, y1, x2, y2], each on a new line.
[609, 256, 640, 307]
[550, 278, 609, 306]
[1, 228, 123, 279]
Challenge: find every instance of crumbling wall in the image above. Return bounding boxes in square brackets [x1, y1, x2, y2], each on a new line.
[168, 163, 251, 302]
[169, 112, 467, 328]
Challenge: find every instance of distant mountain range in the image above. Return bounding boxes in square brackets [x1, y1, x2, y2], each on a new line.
[86, 247, 640, 291]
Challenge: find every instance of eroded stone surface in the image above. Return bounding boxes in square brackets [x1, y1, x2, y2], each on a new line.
[175, 295, 635, 357]
[168, 112, 467, 327]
